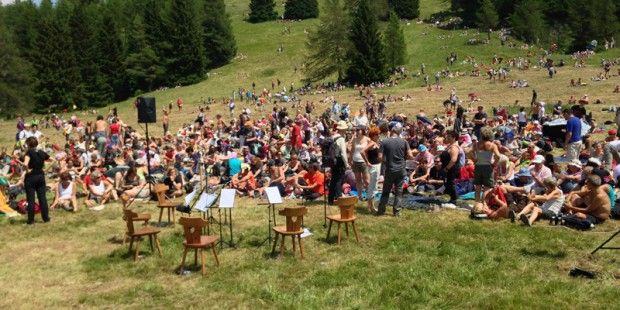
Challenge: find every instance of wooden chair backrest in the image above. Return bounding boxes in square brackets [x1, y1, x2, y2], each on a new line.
[179, 217, 208, 244]
[278, 207, 307, 232]
[123, 209, 137, 235]
[154, 184, 169, 204]
[335, 196, 358, 220]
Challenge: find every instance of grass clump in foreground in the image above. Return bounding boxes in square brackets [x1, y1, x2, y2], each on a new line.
[0, 198, 618, 308]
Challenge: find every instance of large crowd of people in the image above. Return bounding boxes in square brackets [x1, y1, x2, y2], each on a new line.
[2, 56, 620, 229]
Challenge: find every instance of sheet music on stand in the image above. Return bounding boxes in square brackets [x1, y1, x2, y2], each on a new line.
[219, 189, 236, 208]
[195, 192, 218, 213]
[265, 187, 283, 204]
[184, 188, 198, 206]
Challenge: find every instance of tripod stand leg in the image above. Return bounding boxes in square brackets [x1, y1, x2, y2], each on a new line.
[591, 229, 620, 254]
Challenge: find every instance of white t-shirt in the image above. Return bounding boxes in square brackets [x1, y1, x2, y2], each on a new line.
[608, 140, 620, 152]
[518, 111, 527, 123]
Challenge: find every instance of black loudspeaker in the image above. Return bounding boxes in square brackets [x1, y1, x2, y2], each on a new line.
[137, 96, 157, 123]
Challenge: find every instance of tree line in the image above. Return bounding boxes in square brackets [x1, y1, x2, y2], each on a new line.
[304, 0, 408, 85]
[453, 0, 619, 52]
[0, 0, 236, 117]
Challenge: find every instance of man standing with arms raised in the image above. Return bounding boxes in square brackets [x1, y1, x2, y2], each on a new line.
[377, 124, 412, 217]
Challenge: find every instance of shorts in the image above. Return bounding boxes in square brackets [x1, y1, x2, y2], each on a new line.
[473, 165, 494, 187]
[352, 162, 368, 174]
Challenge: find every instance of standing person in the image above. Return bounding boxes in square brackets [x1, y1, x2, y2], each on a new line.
[517, 107, 527, 134]
[377, 125, 412, 217]
[441, 130, 462, 203]
[350, 126, 370, 201]
[327, 121, 349, 204]
[472, 106, 487, 140]
[454, 102, 465, 133]
[162, 109, 169, 135]
[94, 115, 108, 154]
[472, 127, 501, 202]
[176, 97, 183, 111]
[564, 105, 582, 162]
[362, 126, 381, 213]
[23, 137, 51, 224]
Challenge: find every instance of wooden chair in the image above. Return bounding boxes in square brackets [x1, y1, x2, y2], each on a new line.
[326, 196, 360, 245]
[121, 208, 151, 245]
[154, 184, 181, 226]
[178, 217, 220, 276]
[272, 206, 307, 258]
[123, 209, 162, 261]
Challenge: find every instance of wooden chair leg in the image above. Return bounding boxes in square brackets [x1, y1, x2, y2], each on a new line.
[158, 208, 163, 224]
[352, 221, 360, 242]
[154, 235, 162, 256]
[172, 209, 176, 226]
[337, 222, 342, 245]
[326, 220, 333, 241]
[134, 238, 141, 261]
[298, 235, 304, 259]
[179, 247, 188, 271]
[279, 233, 285, 256]
[211, 245, 220, 266]
[200, 249, 206, 276]
[148, 235, 154, 251]
[271, 233, 279, 255]
[345, 222, 349, 238]
[128, 236, 134, 252]
[292, 235, 296, 254]
[122, 232, 127, 246]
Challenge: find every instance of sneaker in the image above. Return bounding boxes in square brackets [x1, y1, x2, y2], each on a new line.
[520, 214, 531, 226]
[509, 211, 516, 223]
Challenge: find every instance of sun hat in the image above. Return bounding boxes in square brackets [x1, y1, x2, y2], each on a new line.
[515, 167, 532, 178]
[608, 129, 617, 136]
[568, 159, 582, 168]
[241, 163, 250, 171]
[336, 120, 349, 130]
[531, 155, 545, 164]
[418, 144, 427, 152]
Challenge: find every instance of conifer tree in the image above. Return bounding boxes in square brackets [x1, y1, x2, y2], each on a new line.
[510, 0, 546, 44]
[388, 0, 419, 19]
[125, 15, 164, 94]
[98, 8, 128, 101]
[384, 10, 407, 70]
[165, 0, 205, 85]
[346, 0, 388, 84]
[201, 0, 237, 69]
[284, 0, 319, 20]
[476, 0, 498, 39]
[0, 18, 34, 118]
[143, 0, 169, 87]
[32, 0, 81, 112]
[248, 0, 278, 23]
[304, 0, 350, 82]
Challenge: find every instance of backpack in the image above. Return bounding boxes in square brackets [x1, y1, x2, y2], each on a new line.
[17, 200, 40, 214]
[323, 136, 344, 167]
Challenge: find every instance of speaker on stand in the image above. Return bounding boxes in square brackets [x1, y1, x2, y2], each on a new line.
[137, 97, 157, 192]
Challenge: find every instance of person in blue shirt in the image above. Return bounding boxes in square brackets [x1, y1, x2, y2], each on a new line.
[228, 153, 242, 177]
[564, 105, 583, 162]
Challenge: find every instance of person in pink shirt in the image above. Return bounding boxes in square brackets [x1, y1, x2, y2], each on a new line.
[528, 155, 552, 194]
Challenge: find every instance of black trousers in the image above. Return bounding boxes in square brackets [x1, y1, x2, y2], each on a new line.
[25, 174, 49, 224]
[328, 161, 345, 204]
[445, 167, 460, 202]
[378, 170, 406, 214]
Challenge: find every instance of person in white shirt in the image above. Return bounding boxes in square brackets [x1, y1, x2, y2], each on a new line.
[353, 109, 369, 128]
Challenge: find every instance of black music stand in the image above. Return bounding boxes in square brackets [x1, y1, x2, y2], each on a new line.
[218, 188, 236, 249]
[591, 229, 620, 254]
[258, 187, 282, 246]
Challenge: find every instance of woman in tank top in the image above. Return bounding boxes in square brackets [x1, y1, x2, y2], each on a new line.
[472, 127, 501, 202]
[350, 127, 370, 201]
[51, 172, 78, 212]
[362, 127, 382, 213]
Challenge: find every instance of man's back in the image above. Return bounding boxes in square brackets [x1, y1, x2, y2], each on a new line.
[381, 137, 409, 174]
[566, 116, 582, 143]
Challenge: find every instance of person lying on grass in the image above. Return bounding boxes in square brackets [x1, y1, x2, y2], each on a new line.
[50, 172, 78, 212]
[85, 170, 116, 210]
[564, 174, 611, 225]
[511, 177, 564, 226]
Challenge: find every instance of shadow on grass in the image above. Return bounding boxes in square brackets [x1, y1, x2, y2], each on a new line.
[519, 248, 567, 259]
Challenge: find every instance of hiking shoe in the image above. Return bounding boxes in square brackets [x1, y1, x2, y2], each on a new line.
[509, 211, 516, 223]
[520, 214, 531, 226]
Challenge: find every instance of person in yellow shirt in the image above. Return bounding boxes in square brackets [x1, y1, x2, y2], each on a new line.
[0, 177, 19, 218]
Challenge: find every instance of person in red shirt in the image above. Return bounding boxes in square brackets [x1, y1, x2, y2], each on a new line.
[297, 162, 325, 200]
[109, 118, 122, 146]
[176, 97, 183, 111]
[290, 119, 303, 150]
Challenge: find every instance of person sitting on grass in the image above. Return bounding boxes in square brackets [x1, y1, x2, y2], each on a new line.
[231, 163, 257, 197]
[473, 185, 508, 220]
[564, 174, 611, 225]
[0, 177, 20, 218]
[511, 177, 564, 226]
[294, 162, 325, 201]
[119, 160, 150, 208]
[50, 172, 78, 212]
[85, 170, 116, 210]
[163, 167, 184, 198]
